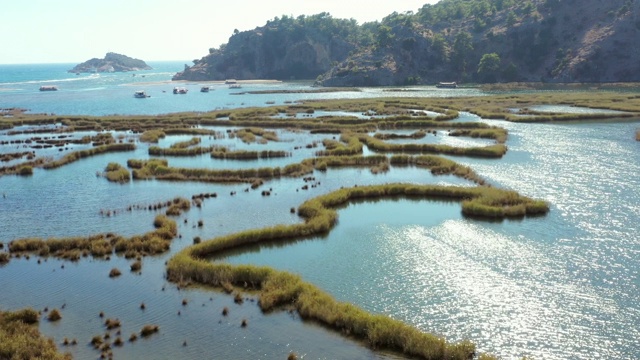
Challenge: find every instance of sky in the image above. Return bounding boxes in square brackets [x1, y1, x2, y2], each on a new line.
[1, 0, 438, 64]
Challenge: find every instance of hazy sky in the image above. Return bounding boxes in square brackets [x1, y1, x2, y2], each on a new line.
[1, 0, 437, 64]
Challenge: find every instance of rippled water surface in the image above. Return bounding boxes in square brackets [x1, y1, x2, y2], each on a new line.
[1, 64, 639, 359]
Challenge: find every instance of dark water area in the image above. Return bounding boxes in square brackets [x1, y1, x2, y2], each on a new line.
[0, 63, 639, 359]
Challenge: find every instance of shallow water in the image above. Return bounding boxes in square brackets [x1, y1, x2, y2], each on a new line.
[1, 64, 639, 359]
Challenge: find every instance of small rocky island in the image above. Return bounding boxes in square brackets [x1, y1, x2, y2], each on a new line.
[68, 52, 152, 73]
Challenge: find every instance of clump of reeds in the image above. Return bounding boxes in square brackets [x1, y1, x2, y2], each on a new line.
[91, 335, 103, 349]
[165, 197, 191, 216]
[104, 162, 130, 183]
[108, 268, 121, 278]
[636, 129, 639, 141]
[287, 352, 298, 360]
[43, 143, 135, 170]
[104, 318, 121, 330]
[0, 252, 9, 264]
[140, 325, 159, 337]
[130, 260, 142, 272]
[18, 166, 33, 176]
[139, 130, 166, 143]
[47, 309, 62, 322]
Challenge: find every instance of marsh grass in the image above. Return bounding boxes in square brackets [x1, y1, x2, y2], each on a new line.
[104, 163, 130, 183]
[211, 147, 290, 160]
[636, 129, 639, 141]
[140, 325, 159, 337]
[43, 143, 135, 170]
[47, 308, 62, 322]
[9, 215, 178, 261]
[139, 130, 166, 143]
[166, 184, 546, 359]
[148, 145, 213, 156]
[0, 308, 71, 359]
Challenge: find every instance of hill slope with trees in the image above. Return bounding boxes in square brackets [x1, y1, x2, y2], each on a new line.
[173, 0, 640, 85]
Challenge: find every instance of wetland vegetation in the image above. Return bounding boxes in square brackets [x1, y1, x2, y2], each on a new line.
[1, 91, 635, 359]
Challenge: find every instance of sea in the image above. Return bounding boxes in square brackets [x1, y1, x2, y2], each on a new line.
[0, 62, 639, 360]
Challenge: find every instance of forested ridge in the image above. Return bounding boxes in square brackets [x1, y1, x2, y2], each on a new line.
[174, 0, 640, 85]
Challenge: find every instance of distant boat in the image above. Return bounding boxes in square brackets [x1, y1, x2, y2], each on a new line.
[134, 90, 149, 98]
[39, 85, 58, 91]
[228, 84, 241, 89]
[224, 79, 237, 84]
[436, 82, 457, 89]
[200, 86, 210, 92]
[173, 87, 188, 94]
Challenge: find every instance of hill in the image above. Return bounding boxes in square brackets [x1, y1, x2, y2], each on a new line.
[173, 0, 640, 85]
[69, 52, 152, 73]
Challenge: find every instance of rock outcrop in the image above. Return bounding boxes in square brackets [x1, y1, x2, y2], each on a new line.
[69, 52, 152, 73]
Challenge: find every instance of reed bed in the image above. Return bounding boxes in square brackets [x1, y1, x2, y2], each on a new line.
[358, 134, 507, 158]
[389, 154, 485, 184]
[8, 215, 178, 260]
[0, 308, 71, 359]
[139, 129, 166, 143]
[166, 184, 547, 359]
[148, 145, 213, 156]
[211, 148, 290, 160]
[104, 162, 130, 183]
[636, 130, 639, 141]
[42, 143, 135, 170]
[374, 130, 427, 140]
[3, 92, 638, 134]
[169, 137, 201, 149]
[447, 128, 508, 143]
[315, 135, 363, 156]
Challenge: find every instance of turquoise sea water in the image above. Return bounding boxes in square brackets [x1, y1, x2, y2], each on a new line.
[0, 64, 639, 359]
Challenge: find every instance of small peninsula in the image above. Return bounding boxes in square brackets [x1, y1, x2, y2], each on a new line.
[68, 52, 152, 73]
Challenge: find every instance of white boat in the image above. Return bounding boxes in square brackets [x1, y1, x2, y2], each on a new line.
[436, 82, 458, 89]
[134, 90, 149, 98]
[173, 87, 188, 94]
[228, 84, 242, 89]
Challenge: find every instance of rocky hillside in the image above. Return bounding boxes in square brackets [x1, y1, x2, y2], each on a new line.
[175, 0, 640, 85]
[173, 13, 366, 81]
[69, 52, 152, 73]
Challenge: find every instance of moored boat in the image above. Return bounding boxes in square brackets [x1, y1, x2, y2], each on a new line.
[200, 86, 210, 92]
[173, 87, 188, 94]
[134, 90, 149, 98]
[39, 85, 58, 91]
[436, 82, 457, 88]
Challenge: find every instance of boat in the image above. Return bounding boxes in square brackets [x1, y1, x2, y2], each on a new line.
[134, 90, 149, 98]
[173, 87, 188, 94]
[436, 82, 458, 89]
[224, 79, 237, 84]
[228, 84, 242, 89]
[200, 86, 210, 92]
[39, 85, 58, 91]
